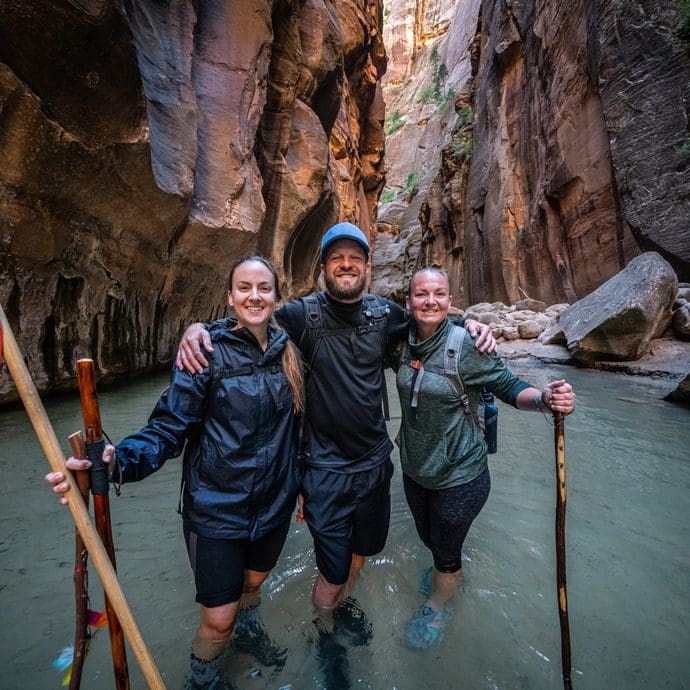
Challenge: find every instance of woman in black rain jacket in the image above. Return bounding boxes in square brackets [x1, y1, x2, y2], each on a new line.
[47, 257, 303, 689]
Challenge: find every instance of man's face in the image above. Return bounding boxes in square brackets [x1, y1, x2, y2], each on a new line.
[322, 239, 369, 301]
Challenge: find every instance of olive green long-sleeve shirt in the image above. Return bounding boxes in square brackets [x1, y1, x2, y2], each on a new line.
[395, 318, 531, 490]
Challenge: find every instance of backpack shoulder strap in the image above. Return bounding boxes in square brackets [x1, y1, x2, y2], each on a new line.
[362, 295, 392, 420]
[443, 326, 475, 420]
[443, 325, 467, 393]
[297, 294, 325, 368]
[303, 293, 322, 325]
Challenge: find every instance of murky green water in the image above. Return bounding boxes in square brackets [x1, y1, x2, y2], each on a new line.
[1, 363, 688, 689]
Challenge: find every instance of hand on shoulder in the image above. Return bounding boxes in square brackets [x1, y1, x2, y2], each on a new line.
[176, 322, 213, 373]
[464, 319, 498, 354]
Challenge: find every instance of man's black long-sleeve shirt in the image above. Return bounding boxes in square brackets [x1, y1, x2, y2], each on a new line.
[276, 292, 408, 472]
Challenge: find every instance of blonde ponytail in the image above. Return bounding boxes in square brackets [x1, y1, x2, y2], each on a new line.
[281, 339, 304, 413]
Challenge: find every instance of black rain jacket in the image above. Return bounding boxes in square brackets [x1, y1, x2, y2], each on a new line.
[115, 321, 301, 540]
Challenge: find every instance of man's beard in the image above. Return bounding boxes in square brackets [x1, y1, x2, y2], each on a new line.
[324, 271, 367, 300]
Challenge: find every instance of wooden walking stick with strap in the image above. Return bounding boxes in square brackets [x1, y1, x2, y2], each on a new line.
[76, 358, 130, 690]
[553, 411, 573, 689]
[0, 304, 166, 689]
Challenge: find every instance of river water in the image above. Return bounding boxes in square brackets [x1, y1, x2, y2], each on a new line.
[1, 362, 688, 689]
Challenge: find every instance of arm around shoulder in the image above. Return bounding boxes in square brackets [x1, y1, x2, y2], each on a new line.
[463, 318, 498, 354]
[176, 321, 218, 373]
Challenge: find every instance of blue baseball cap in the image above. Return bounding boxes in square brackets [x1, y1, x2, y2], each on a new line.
[321, 222, 370, 260]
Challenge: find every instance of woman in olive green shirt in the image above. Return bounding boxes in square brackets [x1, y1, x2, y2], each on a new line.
[396, 268, 575, 650]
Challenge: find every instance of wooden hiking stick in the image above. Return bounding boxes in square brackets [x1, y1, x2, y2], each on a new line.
[553, 411, 572, 689]
[68, 431, 91, 690]
[0, 305, 166, 689]
[76, 359, 130, 690]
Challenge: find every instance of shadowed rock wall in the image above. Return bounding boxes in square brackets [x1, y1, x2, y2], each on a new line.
[0, 0, 386, 402]
[462, 0, 643, 306]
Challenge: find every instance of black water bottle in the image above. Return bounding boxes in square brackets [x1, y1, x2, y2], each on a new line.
[481, 390, 498, 454]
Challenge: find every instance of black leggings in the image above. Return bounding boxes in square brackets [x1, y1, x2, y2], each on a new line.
[403, 468, 491, 573]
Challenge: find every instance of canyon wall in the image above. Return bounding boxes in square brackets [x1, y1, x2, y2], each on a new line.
[372, 0, 478, 301]
[375, 0, 689, 306]
[1, 0, 688, 402]
[0, 0, 386, 401]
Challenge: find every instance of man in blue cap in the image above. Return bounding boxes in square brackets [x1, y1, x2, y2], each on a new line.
[175, 221, 494, 615]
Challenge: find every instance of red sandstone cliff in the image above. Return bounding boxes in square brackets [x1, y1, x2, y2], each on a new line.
[0, 0, 386, 401]
[1, 0, 688, 403]
[374, 0, 689, 306]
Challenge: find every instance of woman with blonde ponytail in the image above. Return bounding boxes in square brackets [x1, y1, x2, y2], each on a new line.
[48, 256, 304, 689]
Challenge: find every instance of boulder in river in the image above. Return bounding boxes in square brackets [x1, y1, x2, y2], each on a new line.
[540, 252, 677, 365]
[663, 374, 690, 406]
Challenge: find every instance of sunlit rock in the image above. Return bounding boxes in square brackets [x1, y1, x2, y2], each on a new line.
[541, 253, 678, 365]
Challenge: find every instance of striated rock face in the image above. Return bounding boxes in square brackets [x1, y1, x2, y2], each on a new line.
[394, 0, 689, 307]
[0, 0, 386, 402]
[598, 0, 690, 278]
[454, 0, 640, 306]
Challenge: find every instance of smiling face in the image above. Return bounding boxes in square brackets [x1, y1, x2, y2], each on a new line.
[227, 260, 277, 334]
[322, 239, 369, 302]
[406, 269, 452, 337]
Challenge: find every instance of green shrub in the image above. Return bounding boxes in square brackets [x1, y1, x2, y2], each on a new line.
[451, 139, 473, 158]
[456, 106, 473, 127]
[384, 110, 405, 136]
[678, 0, 690, 41]
[380, 188, 398, 204]
[440, 86, 457, 110]
[403, 172, 420, 196]
[419, 50, 455, 107]
[418, 84, 438, 104]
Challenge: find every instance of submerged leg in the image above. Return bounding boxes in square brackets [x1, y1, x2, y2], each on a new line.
[312, 553, 365, 617]
[312, 573, 344, 618]
[233, 569, 286, 669]
[407, 566, 461, 650]
[186, 602, 238, 690]
[428, 567, 462, 610]
[340, 553, 365, 600]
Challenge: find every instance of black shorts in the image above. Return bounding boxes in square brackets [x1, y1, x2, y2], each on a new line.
[183, 520, 291, 608]
[403, 468, 491, 573]
[301, 459, 393, 586]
